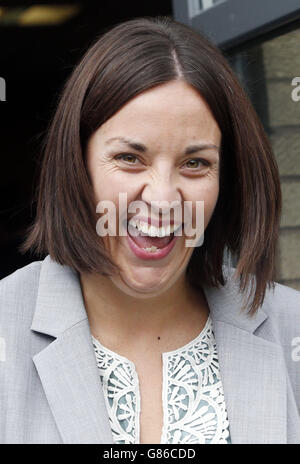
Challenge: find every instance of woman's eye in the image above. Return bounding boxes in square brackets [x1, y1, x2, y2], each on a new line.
[184, 158, 208, 169]
[116, 153, 138, 164]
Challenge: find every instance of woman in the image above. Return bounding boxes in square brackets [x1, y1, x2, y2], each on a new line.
[0, 16, 299, 444]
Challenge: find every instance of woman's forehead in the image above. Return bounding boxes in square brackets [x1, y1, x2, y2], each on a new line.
[92, 82, 221, 146]
[109, 81, 215, 118]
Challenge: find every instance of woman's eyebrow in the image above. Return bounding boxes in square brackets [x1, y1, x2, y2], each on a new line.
[105, 136, 147, 152]
[105, 136, 219, 154]
[184, 143, 219, 155]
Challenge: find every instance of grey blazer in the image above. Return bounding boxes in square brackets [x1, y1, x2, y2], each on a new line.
[0, 254, 299, 444]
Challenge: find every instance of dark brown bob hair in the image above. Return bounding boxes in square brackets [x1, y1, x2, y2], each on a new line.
[21, 15, 282, 316]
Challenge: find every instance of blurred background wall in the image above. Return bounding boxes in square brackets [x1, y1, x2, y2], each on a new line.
[1, 0, 300, 290]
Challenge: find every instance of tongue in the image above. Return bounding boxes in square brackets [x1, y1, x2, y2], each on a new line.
[129, 231, 173, 249]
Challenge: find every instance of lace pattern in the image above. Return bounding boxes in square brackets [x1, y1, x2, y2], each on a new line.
[92, 315, 231, 444]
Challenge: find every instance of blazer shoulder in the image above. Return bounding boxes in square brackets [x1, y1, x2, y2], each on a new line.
[223, 265, 300, 341]
[262, 280, 300, 322]
[260, 281, 300, 353]
[0, 260, 42, 317]
[224, 265, 300, 321]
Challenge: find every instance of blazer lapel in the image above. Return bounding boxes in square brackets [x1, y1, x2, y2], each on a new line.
[202, 271, 287, 444]
[31, 256, 114, 444]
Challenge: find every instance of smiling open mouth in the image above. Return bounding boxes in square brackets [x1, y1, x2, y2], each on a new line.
[128, 224, 174, 252]
[126, 219, 180, 258]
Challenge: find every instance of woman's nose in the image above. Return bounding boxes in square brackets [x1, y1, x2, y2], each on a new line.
[140, 169, 182, 213]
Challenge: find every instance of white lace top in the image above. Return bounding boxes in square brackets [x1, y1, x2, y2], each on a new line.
[92, 314, 231, 444]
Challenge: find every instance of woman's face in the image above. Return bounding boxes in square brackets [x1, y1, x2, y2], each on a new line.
[86, 80, 221, 298]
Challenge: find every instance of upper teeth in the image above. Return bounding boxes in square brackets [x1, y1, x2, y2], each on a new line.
[128, 218, 180, 237]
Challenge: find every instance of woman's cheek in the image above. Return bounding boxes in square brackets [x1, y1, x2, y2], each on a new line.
[193, 183, 219, 228]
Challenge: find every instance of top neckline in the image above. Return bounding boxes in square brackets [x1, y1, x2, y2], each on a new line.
[91, 313, 212, 366]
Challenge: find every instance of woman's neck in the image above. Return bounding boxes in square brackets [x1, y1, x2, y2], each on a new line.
[79, 270, 209, 349]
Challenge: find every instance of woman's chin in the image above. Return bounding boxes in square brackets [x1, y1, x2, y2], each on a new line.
[110, 268, 172, 298]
